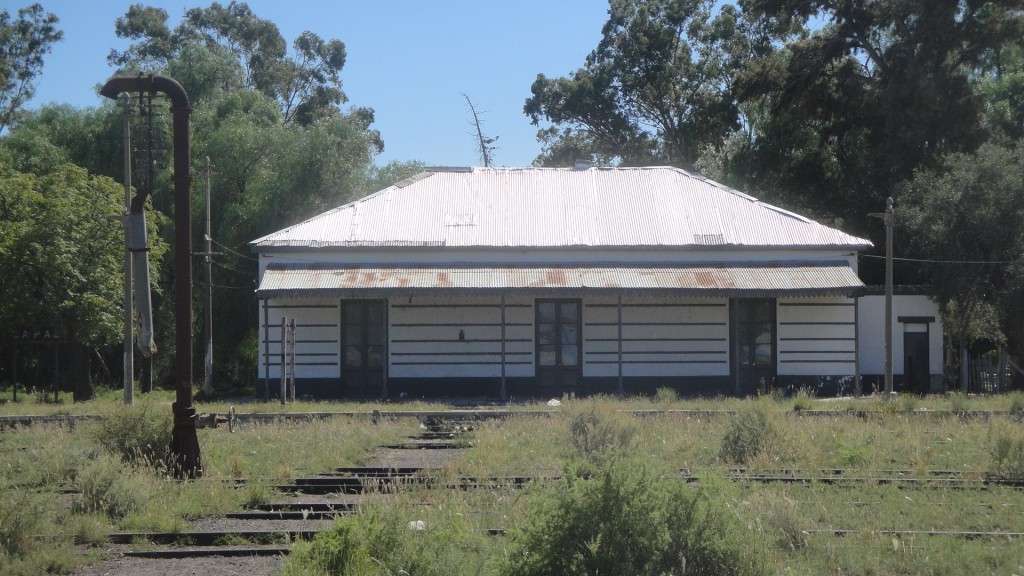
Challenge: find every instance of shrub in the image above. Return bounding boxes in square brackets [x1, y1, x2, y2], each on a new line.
[947, 392, 971, 412]
[568, 404, 637, 464]
[792, 387, 815, 411]
[73, 453, 151, 519]
[92, 403, 172, 468]
[1008, 391, 1024, 417]
[719, 405, 779, 465]
[286, 500, 486, 576]
[989, 421, 1024, 480]
[654, 386, 679, 404]
[0, 482, 47, 558]
[501, 457, 767, 576]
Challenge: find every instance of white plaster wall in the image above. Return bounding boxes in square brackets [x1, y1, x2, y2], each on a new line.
[258, 298, 340, 380]
[388, 295, 532, 378]
[776, 297, 857, 376]
[584, 296, 729, 377]
[857, 295, 944, 376]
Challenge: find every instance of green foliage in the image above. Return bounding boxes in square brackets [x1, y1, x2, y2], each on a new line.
[92, 404, 172, 468]
[0, 163, 148, 367]
[654, 386, 679, 404]
[0, 4, 63, 132]
[109, 1, 348, 125]
[1009, 391, 1024, 417]
[719, 404, 779, 465]
[832, 442, 871, 469]
[0, 481, 47, 558]
[72, 453, 152, 519]
[901, 141, 1024, 350]
[568, 403, 637, 464]
[989, 421, 1024, 480]
[525, 0, 756, 168]
[738, 0, 1023, 214]
[947, 392, 972, 412]
[287, 500, 488, 576]
[792, 387, 814, 411]
[501, 457, 767, 576]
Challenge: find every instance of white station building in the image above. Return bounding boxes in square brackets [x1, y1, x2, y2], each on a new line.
[251, 166, 943, 399]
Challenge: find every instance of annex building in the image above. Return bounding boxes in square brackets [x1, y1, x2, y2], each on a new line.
[251, 166, 943, 399]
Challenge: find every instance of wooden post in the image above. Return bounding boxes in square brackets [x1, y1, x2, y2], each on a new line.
[617, 295, 624, 396]
[12, 348, 17, 402]
[53, 343, 59, 404]
[500, 293, 507, 401]
[262, 300, 270, 401]
[280, 317, 286, 406]
[288, 318, 296, 402]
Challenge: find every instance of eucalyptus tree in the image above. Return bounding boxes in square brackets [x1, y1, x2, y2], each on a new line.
[736, 0, 1024, 207]
[524, 0, 766, 169]
[0, 3, 63, 133]
[109, 1, 348, 124]
[95, 2, 393, 390]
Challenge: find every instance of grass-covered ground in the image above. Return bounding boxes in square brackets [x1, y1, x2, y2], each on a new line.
[3, 388, 1024, 575]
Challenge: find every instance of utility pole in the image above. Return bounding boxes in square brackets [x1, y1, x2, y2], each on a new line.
[202, 157, 214, 396]
[870, 198, 895, 397]
[120, 94, 134, 406]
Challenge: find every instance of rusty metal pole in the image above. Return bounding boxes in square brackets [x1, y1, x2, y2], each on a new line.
[884, 198, 894, 397]
[101, 74, 201, 478]
[869, 197, 895, 399]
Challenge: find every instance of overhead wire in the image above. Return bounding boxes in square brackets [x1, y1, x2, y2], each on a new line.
[860, 254, 1014, 265]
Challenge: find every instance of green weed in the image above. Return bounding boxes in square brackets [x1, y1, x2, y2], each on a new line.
[72, 453, 152, 519]
[654, 386, 679, 404]
[719, 404, 779, 465]
[501, 457, 767, 576]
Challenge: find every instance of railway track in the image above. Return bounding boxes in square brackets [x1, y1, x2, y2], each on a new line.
[5, 407, 1019, 570]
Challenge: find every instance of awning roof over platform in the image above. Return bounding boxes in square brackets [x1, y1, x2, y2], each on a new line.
[256, 261, 864, 299]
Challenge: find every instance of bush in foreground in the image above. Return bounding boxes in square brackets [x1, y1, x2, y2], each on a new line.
[501, 456, 767, 576]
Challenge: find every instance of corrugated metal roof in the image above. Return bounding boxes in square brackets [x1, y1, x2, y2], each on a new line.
[256, 261, 865, 298]
[250, 167, 872, 250]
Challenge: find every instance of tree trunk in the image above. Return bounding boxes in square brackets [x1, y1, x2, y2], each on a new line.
[141, 356, 153, 393]
[71, 344, 95, 402]
[960, 342, 970, 394]
[998, 347, 1008, 392]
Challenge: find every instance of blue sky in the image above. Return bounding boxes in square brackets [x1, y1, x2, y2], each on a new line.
[22, 0, 610, 167]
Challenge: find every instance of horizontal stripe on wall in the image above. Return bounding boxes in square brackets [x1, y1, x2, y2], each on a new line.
[264, 339, 339, 345]
[779, 337, 854, 341]
[589, 360, 727, 365]
[587, 321, 726, 327]
[586, 337, 726, 342]
[392, 361, 532, 366]
[264, 361, 338, 366]
[779, 350, 854, 355]
[392, 352, 531, 357]
[778, 321, 855, 326]
[587, 351, 726, 356]
[391, 338, 531, 344]
[585, 303, 726, 309]
[779, 359, 856, 364]
[778, 302, 854, 307]
[266, 304, 337, 310]
[296, 323, 339, 328]
[391, 322, 531, 328]
[390, 303, 530, 309]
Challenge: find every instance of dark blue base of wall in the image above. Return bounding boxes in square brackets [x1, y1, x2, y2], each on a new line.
[264, 376, 734, 401]
[261, 375, 941, 401]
